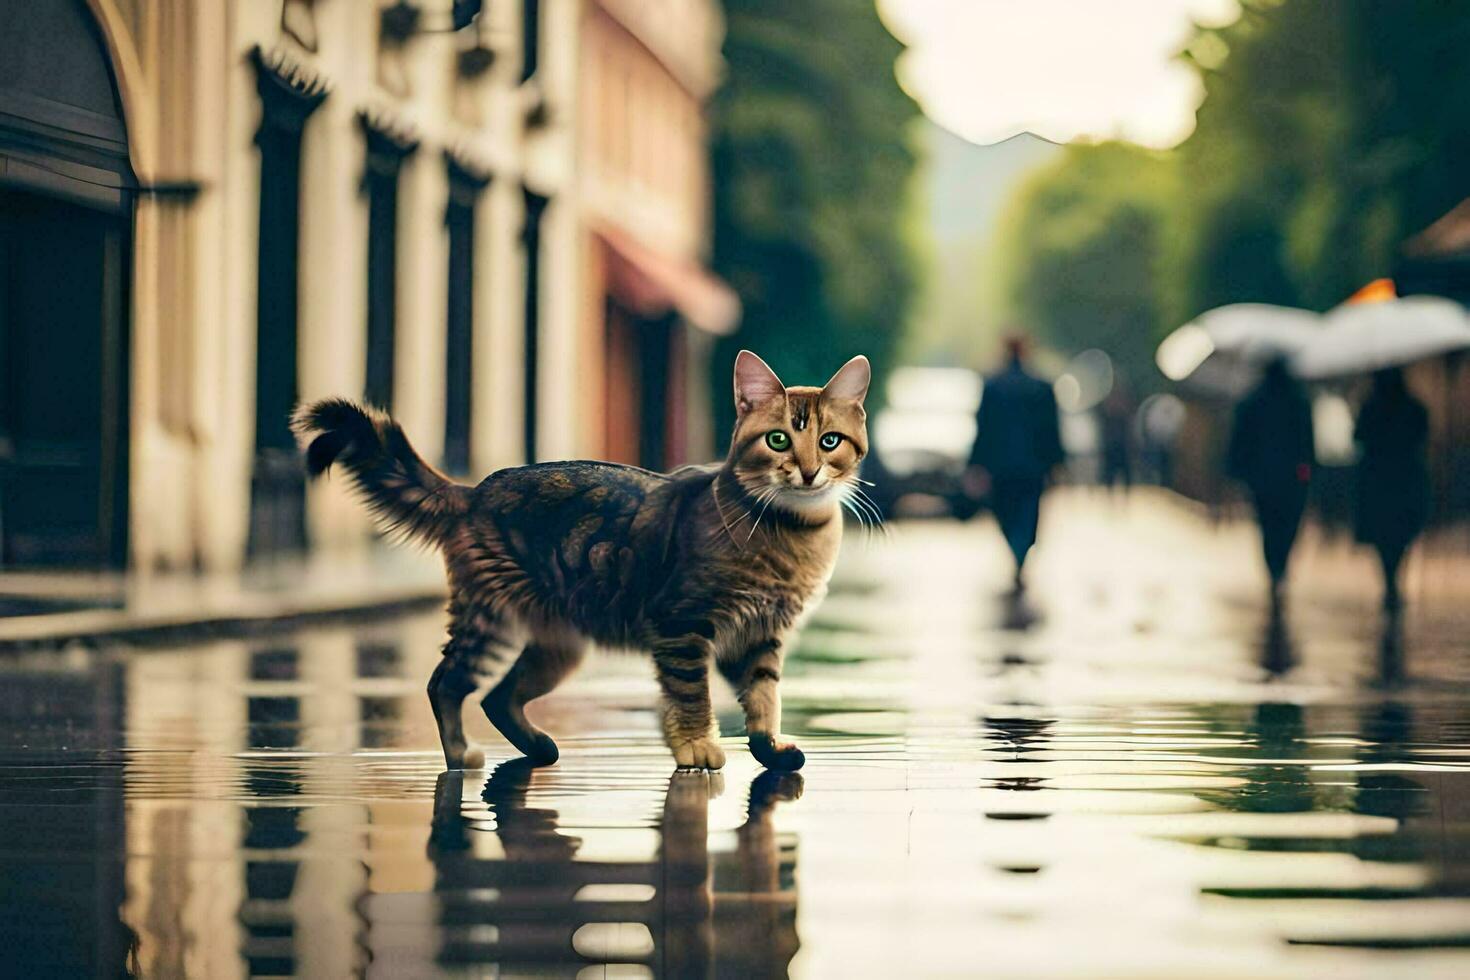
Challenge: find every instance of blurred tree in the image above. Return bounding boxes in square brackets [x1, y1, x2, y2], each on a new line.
[995, 0, 1470, 389]
[709, 0, 920, 442]
[994, 142, 1174, 393]
[1173, 0, 1470, 318]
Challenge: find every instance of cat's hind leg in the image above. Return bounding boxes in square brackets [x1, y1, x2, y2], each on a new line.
[481, 640, 585, 767]
[428, 615, 524, 770]
[427, 658, 477, 770]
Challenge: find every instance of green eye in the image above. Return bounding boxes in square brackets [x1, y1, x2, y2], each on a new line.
[765, 430, 791, 451]
[819, 432, 843, 451]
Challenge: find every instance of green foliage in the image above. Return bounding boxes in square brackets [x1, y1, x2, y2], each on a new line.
[995, 0, 1470, 383]
[1173, 0, 1470, 318]
[996, 142, 1175, 392]
[709, 0, 921, 440]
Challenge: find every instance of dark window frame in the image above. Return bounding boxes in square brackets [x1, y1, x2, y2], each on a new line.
[247, 47, 327, 559]
[521, 187, 550, 463]
[520, 0, 542, 84]
[442, 152, 491, 476]
[359, 113, 419, 412]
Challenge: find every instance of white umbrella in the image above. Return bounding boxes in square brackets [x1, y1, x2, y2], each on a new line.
[1292, 296, 1470, 380]
[1156, 304, 1322, 397]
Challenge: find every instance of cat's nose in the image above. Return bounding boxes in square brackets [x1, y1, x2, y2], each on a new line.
[800, 467, 819, 485]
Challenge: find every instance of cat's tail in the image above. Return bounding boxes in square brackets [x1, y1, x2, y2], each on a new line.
[291, 398, 471, 548]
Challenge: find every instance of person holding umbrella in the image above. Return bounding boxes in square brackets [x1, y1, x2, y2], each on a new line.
[1227, 357, 1315, 600]
[1354, 368, 1430, 612]
[1291, 290, 1470, 610]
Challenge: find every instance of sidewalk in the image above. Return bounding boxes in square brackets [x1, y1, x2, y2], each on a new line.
[0, 547, 445, 651]
[828, 485, 1470, 691]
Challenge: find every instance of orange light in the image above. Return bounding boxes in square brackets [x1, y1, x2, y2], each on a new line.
[1345, 278, 1397, 305]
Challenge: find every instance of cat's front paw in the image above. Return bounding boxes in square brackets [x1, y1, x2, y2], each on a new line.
[671, 736, 726, 770]
[749, 733, 805, 772]
[523, 733, 560, 767]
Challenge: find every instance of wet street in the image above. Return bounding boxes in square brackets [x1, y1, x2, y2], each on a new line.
[3, 490, 1470, 978]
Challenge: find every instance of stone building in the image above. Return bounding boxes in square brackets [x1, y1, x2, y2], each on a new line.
[0, 0, 732, 572]
[575, 0, 737, 471]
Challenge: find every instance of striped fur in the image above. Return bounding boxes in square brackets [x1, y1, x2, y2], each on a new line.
[291, 398, 470, 547]
[290, 352, 872, 774]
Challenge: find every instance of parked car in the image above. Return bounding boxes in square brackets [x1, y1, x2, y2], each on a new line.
[865, 367, 983, 519]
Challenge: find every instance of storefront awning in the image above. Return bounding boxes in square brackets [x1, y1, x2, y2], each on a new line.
[597, 225, 740, 335]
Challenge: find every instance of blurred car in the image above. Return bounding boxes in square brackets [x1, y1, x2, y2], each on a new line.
[864, 366, 983, 519]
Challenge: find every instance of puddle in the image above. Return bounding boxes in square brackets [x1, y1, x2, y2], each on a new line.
[2, 516, 1469, 977]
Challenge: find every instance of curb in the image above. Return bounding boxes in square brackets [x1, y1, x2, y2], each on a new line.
[0, 590, 445, 653]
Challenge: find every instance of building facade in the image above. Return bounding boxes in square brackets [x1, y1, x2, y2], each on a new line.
[0, 0, 730, 573]
[576, 0, 736, 471]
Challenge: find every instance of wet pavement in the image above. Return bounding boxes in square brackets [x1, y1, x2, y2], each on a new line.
[2, 490, 1469, 978]
[0, 549, 444, 649]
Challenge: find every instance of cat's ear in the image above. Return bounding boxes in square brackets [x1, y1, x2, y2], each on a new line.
[822, 355, 871, 404]
[734, 350, 785, 414]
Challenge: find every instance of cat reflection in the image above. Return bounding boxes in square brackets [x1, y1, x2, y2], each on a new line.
[429, 763, 802, 976]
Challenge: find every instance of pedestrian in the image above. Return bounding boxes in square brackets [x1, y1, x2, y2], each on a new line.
[1099, 380, 1135, 495]
[965, 336, 1065, 588]
[1226, 357, 1315, 599]
[1354, 368, 1430, 612]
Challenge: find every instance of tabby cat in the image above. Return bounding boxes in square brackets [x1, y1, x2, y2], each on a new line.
[292, 350, 871, 772]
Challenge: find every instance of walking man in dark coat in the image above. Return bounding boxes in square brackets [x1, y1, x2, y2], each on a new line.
[1354, 368, 1430, 612]
[967, 336, 1066, 588]
[1227, 357, 1315, 599]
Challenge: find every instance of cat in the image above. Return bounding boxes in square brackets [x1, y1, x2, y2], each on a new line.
[292, 350, 871, 772]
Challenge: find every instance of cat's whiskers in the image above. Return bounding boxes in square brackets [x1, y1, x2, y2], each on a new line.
[851, 485, 885, 523]
[746, 486, 782, 543]
[711, 476, 762, 548]
[841, 494, 879, 543]
[844, 497, 877, 540]
[727, 486, 775, 529]
[839, 480, 889, 539]
[746, 487, 777, 517]
[854, 489, 891, 540]
[847, 486, 874, 526]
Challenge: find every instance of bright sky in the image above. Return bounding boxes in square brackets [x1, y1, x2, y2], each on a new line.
[877, 0, 1241, 148]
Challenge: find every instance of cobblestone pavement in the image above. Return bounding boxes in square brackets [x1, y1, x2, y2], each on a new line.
[2, 489, 1468, 977]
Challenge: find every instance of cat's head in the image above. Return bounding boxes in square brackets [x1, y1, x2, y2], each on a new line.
[726, 350, 871, 522]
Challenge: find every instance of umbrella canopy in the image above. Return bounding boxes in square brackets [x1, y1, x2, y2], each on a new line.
[1292, 296, 1470, 380]
[1156, 304, 1322, 397]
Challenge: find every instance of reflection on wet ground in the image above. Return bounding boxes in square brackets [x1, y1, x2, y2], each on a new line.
[2, 498, 1470, 977]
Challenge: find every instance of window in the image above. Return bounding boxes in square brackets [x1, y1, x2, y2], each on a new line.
[521, 188, 550, 462]
[443, 154, 490, 475]
[360, 114, 419, 411]
[248, 47, 327, 558]
[520, 0, 541, 83]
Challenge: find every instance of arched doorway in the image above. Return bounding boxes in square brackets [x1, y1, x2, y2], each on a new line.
[0, 0, 134, 567]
